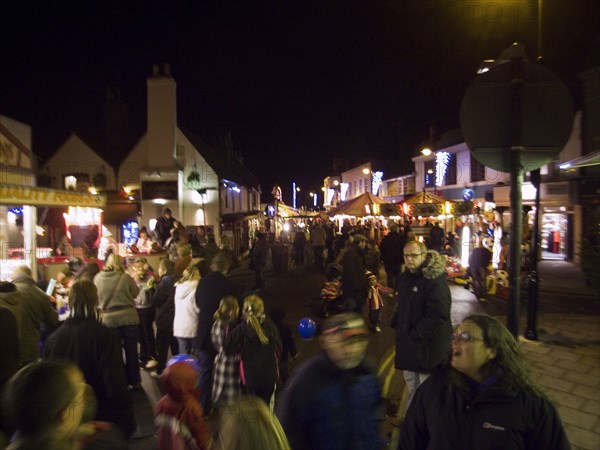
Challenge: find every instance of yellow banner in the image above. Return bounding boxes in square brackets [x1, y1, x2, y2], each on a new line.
[0, 184, 106, 207]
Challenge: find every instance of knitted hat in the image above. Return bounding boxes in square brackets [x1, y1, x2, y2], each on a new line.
[322, 312, 368, 339]
[365, 270, 377, 286]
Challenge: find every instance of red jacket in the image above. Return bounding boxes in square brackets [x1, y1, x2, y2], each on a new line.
[154, 363, 214, 450]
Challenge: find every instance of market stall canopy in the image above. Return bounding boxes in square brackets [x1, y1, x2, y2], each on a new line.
[402, 191, 454, 205]
[329, 192, 387, 217]
[400, 191, 457, 217]
[276, 201, 319, 218]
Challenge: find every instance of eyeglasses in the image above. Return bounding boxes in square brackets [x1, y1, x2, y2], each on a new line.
[451, 331, 485, 343]
[403, 253, 424, 259]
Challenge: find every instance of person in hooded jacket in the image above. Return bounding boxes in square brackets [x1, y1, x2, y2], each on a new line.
[391, 240, 452, 414]
[154, 361, 214, 450]
[224, 295, 281, 405]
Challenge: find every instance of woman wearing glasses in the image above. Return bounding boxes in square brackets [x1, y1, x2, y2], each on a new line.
[398, 314, 569, 450]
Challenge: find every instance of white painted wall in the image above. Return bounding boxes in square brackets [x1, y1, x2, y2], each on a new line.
[43, 133, 116, 190]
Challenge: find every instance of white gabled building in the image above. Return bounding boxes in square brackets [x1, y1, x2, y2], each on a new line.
[41, 133, 117, 192]
[118, 64, 261, 254]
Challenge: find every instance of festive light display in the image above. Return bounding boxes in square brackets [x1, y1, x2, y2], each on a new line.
[340, 183, 349, 201]
[371, 171, 383, 195]
[435, 152, 451, 187]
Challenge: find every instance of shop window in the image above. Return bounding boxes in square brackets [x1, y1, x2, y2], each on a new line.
[64, 173, 89, 191]
[470, 157, 486, 182]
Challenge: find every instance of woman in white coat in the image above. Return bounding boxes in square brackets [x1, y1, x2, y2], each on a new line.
[173, 265, 201, 355]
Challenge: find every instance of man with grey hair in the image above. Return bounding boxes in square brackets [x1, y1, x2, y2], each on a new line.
[11, 265, 58, 365]
[194, 252, 242, 413]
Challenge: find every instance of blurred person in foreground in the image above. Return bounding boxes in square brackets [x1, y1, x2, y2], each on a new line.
[43, 280, 136, 438]
[398, 314, 569, 450]
[277, 312, 385, 450]
[218, 395, 290, 450]
[1, 360, 127, 450]
[154, 361, 214, 450]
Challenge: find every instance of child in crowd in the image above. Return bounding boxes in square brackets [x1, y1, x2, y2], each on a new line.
[269, 306, 298, 386]
[366, 270, 394, 332]
[174, 265, 201, 355]
[211, 295, 241, 408]
[154, 361, 214, 450]
[224, 295, 281, 406]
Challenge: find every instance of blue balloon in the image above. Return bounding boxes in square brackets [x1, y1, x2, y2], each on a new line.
[166, 354, 200, 374]
[298, 317, 316, 340]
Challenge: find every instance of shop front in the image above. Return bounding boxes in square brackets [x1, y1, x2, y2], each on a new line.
[0, 183, 106, 281]
[493, 180, 581, 263]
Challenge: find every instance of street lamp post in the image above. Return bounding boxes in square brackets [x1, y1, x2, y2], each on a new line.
[421, 147, 436, 195]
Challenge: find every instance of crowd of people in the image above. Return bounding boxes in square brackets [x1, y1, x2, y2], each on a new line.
[0, 213, 570, 450]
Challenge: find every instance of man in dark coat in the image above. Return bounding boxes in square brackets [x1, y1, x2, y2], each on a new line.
[342, 234, 368, 314]
[43, 280, 136, 438]
[391, 240, 452, 414]
[155, 208, 176, 247]
[11, 265, 58, 365]
[379, 224, 406, 289]
[468, 240, 493, 300]
[149, 257, 178, 376]
[251, 232, 270, 291]
[194, 252, 242, 413]
[429, 222, 445, 252]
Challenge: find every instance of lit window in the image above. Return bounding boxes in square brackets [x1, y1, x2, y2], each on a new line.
[65, 175, 77, 190]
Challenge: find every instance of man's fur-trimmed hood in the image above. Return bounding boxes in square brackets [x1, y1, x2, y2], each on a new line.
[421, 250, 447, 280]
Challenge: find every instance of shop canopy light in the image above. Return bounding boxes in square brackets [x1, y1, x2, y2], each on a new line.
[63, 207, 102, 226]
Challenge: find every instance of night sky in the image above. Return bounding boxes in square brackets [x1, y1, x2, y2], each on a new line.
[2, 0, 599, 205]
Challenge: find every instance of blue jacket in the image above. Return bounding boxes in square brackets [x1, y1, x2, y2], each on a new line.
[277, 352, 384, 450]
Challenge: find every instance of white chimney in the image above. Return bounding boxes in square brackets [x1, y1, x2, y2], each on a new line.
[146, 64, 177, 168]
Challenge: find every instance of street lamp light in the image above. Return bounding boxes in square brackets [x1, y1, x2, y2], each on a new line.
[422, 147, 436, 194]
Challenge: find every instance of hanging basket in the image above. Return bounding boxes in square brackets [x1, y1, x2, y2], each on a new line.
[93, 172, 107, 188]
[187, 171, 202, 190]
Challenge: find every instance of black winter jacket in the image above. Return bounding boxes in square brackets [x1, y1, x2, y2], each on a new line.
[399, 367, 570, 450]
[342, 244, 368, 301]
[150, 273, 176, 332]
[43, 318, 136, 437]
[224, 319, 281, 390]
[392, 251, 452, 372]
[380, 231, 406, 267]
[194, 271, 242, 353]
